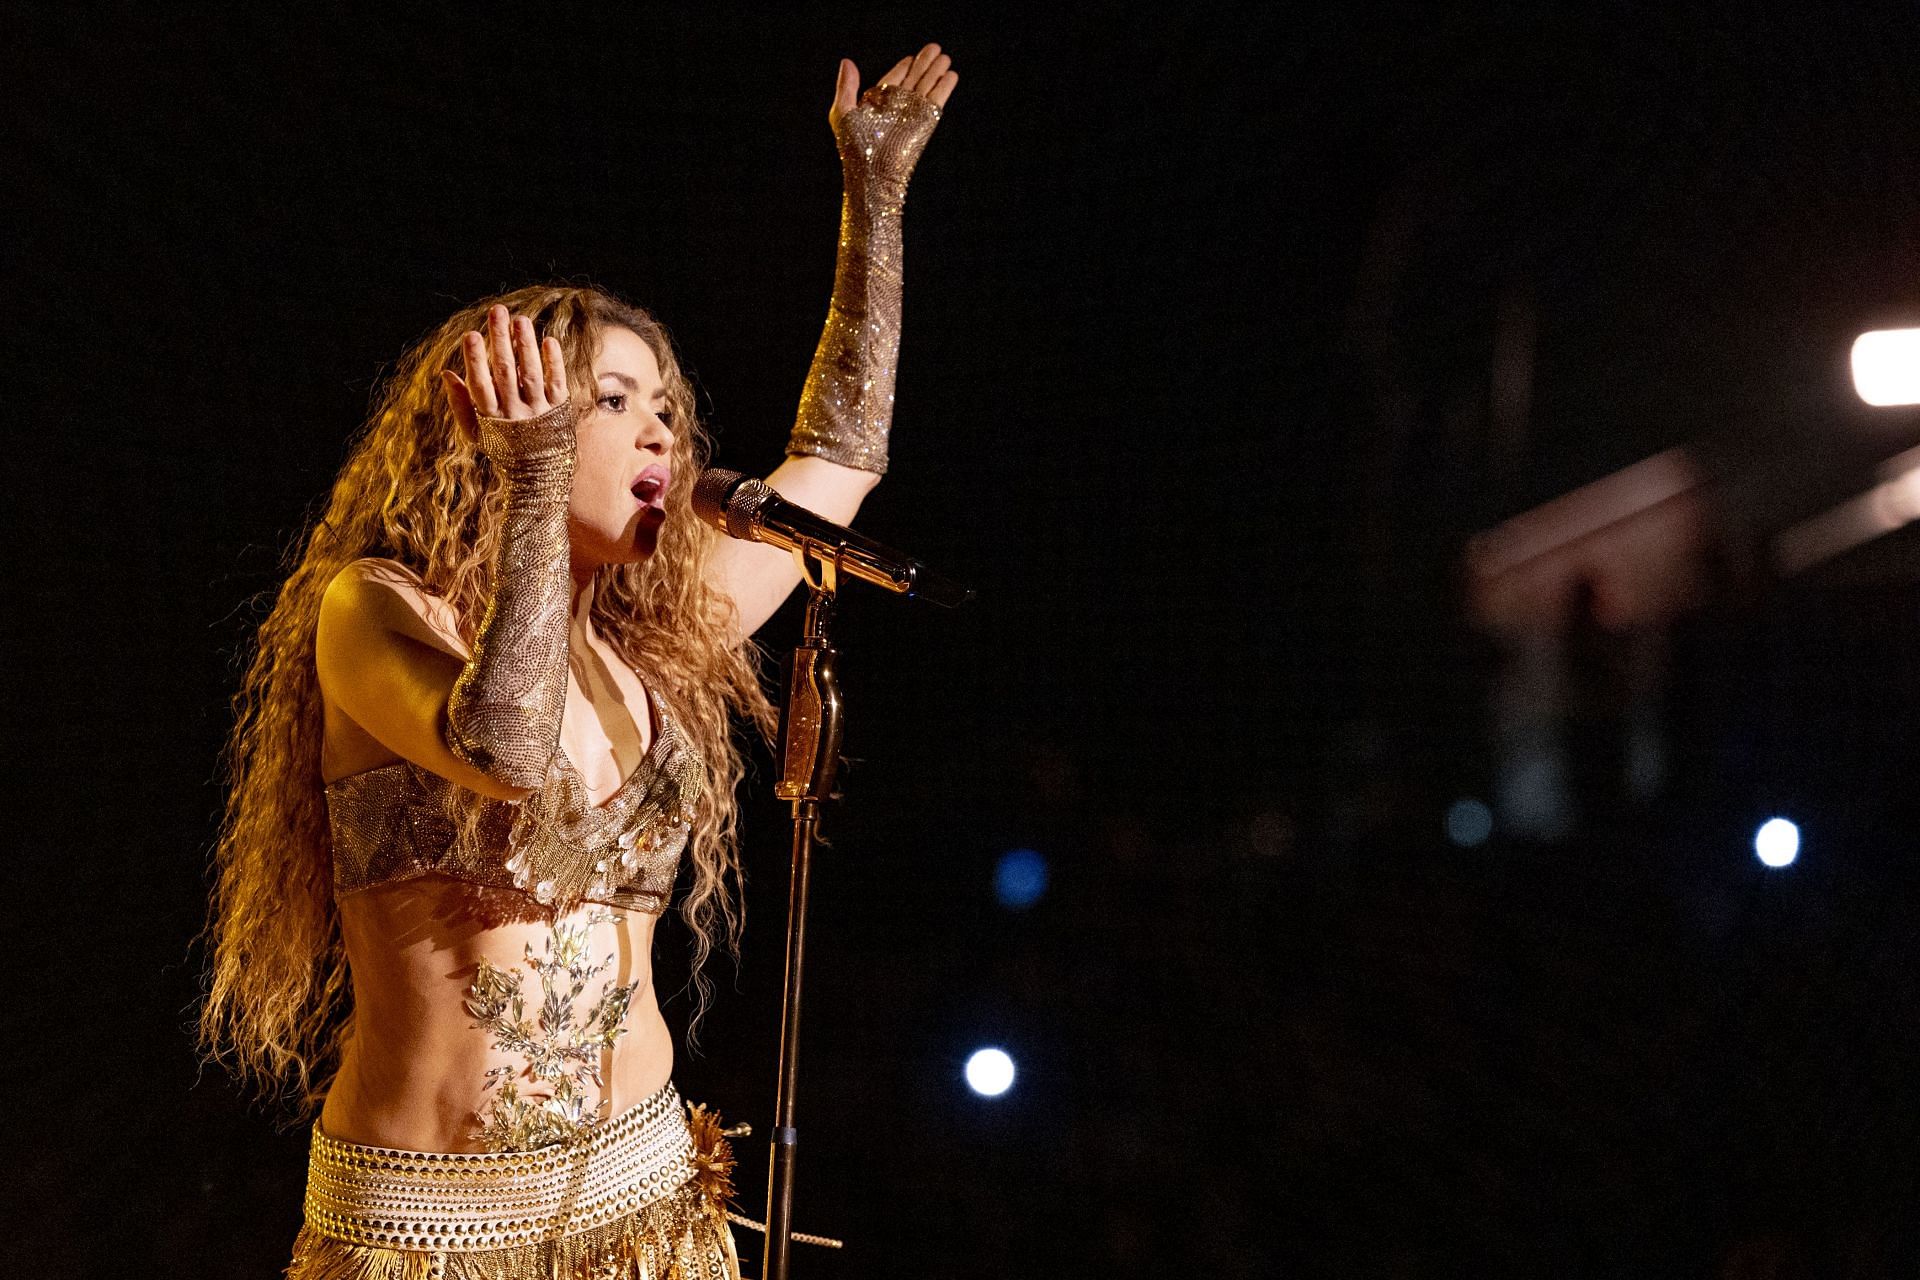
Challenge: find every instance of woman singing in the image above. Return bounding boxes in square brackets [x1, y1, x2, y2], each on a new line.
[198, 45, 957, 1278]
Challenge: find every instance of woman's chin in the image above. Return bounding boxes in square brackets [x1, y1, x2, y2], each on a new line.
[575, 529, 658, 572]
[600, 541, 657, 567]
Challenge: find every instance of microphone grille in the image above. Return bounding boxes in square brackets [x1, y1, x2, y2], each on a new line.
[691, 467, 774, 541]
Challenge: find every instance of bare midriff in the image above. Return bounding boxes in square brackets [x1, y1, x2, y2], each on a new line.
[314, 564, 681, 1153]
[319, 882, 674, 1153]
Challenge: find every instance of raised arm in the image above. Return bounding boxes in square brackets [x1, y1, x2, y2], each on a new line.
[318, 306, 578, 801]
[708, 44, 959, 637]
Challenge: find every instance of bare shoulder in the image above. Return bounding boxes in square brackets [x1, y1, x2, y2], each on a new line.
[315, 557, 527, 796]
[320, 556, 469, 661]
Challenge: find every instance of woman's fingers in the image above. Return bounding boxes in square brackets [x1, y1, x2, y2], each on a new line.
[904, 43, 941, 89]
[440, 369, 479, 434]
[830, 57, 859, 124]
[910, 51, 950, 95]
[463, 331, 501, 416]
[460, 309, 565, 421]
[486, 305, 521, 411]
[512, 316, 545, 410]
[542, 335, 568, 406]
[865, 44, 954, 104]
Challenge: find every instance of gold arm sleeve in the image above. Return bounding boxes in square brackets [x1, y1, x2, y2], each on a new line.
[787, 85, 944, 475]
[444, 399, 578, 791]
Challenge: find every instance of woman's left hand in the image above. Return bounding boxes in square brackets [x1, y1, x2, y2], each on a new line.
[829, 42, 958, 132]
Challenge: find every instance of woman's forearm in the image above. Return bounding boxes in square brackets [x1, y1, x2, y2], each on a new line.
[443, 401, 577, 791]
[788, 85, 943, 475]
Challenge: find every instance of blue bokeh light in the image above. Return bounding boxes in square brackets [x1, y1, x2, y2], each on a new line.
[994, 848, 1049, 909]
[1445, 797, 1494, 848]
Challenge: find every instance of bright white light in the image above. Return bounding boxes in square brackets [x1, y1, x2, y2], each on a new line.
[964, 1048, 1016, 1097]
[1852, 329, 1920, 406]
[1754, 817, 1800, 868]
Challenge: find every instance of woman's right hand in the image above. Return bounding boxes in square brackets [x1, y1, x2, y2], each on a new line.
[439, 303, 572, 449]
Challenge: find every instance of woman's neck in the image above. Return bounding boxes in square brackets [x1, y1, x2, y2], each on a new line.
[569, 569, 597, 634]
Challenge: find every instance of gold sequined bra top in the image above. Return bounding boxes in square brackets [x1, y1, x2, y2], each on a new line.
[324, 688, 705, 915]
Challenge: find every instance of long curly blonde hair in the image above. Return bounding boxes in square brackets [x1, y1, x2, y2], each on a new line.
[199, 284, 775, 1111]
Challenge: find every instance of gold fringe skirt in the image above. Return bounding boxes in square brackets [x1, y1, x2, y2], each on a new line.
[286, 1082, 741, 1280]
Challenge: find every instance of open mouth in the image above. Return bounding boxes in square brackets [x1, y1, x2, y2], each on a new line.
[631, 465, 670, 509]
[629, 466, 668, 525]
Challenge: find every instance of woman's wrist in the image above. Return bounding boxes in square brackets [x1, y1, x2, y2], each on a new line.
[477, 399, 579, 488]
[832, 84, 941, 199]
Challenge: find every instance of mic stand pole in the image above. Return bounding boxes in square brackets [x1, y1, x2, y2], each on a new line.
[764, 550, 845, 1280]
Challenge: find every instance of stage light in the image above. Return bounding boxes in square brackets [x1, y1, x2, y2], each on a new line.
[993, 848, 1049, 910]
[1775, 443, 1920, 575]
[1852, 329, 1920, 406]
[1755, 817, 1800, 868]
[1445, 797, 1494, 847]
[964, 1048, 1016, 1097]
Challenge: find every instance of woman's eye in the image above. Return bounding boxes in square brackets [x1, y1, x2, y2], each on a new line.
[598, 394, 627, 412]
[655, 409, 674, 425]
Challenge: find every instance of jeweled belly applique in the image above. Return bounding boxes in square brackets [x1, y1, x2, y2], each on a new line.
[461, 911, 638, 1152]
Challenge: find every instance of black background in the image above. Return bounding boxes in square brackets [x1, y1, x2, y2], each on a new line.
[15, 2, 1920, 1275]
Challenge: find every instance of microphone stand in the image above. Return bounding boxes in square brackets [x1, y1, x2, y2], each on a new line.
[764, 548, 846, 1280]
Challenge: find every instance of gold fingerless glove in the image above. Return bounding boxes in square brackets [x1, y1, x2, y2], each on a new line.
[787, 84, 944, 475]
[444, 400, 578, 791]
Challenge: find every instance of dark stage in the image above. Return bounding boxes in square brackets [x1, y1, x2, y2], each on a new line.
[16, 3, 1920, 1276]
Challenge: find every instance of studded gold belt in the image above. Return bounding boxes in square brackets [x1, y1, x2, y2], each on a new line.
[302, 1081, 696, 1254]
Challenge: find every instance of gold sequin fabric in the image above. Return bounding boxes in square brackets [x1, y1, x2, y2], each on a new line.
[788, 84, 943, 475]
[326, 688, 704, 917]
[445, 400, 578, 790]
[289, 1082, 742, 1279]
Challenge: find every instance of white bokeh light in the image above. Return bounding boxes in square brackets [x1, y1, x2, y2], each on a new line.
[1852, 329, 1920, 406]
[964, 1048, 1016, 1097]
[1755, 817, 1800, 868]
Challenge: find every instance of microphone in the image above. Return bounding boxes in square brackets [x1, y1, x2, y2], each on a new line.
[691, 468, 974, 608]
